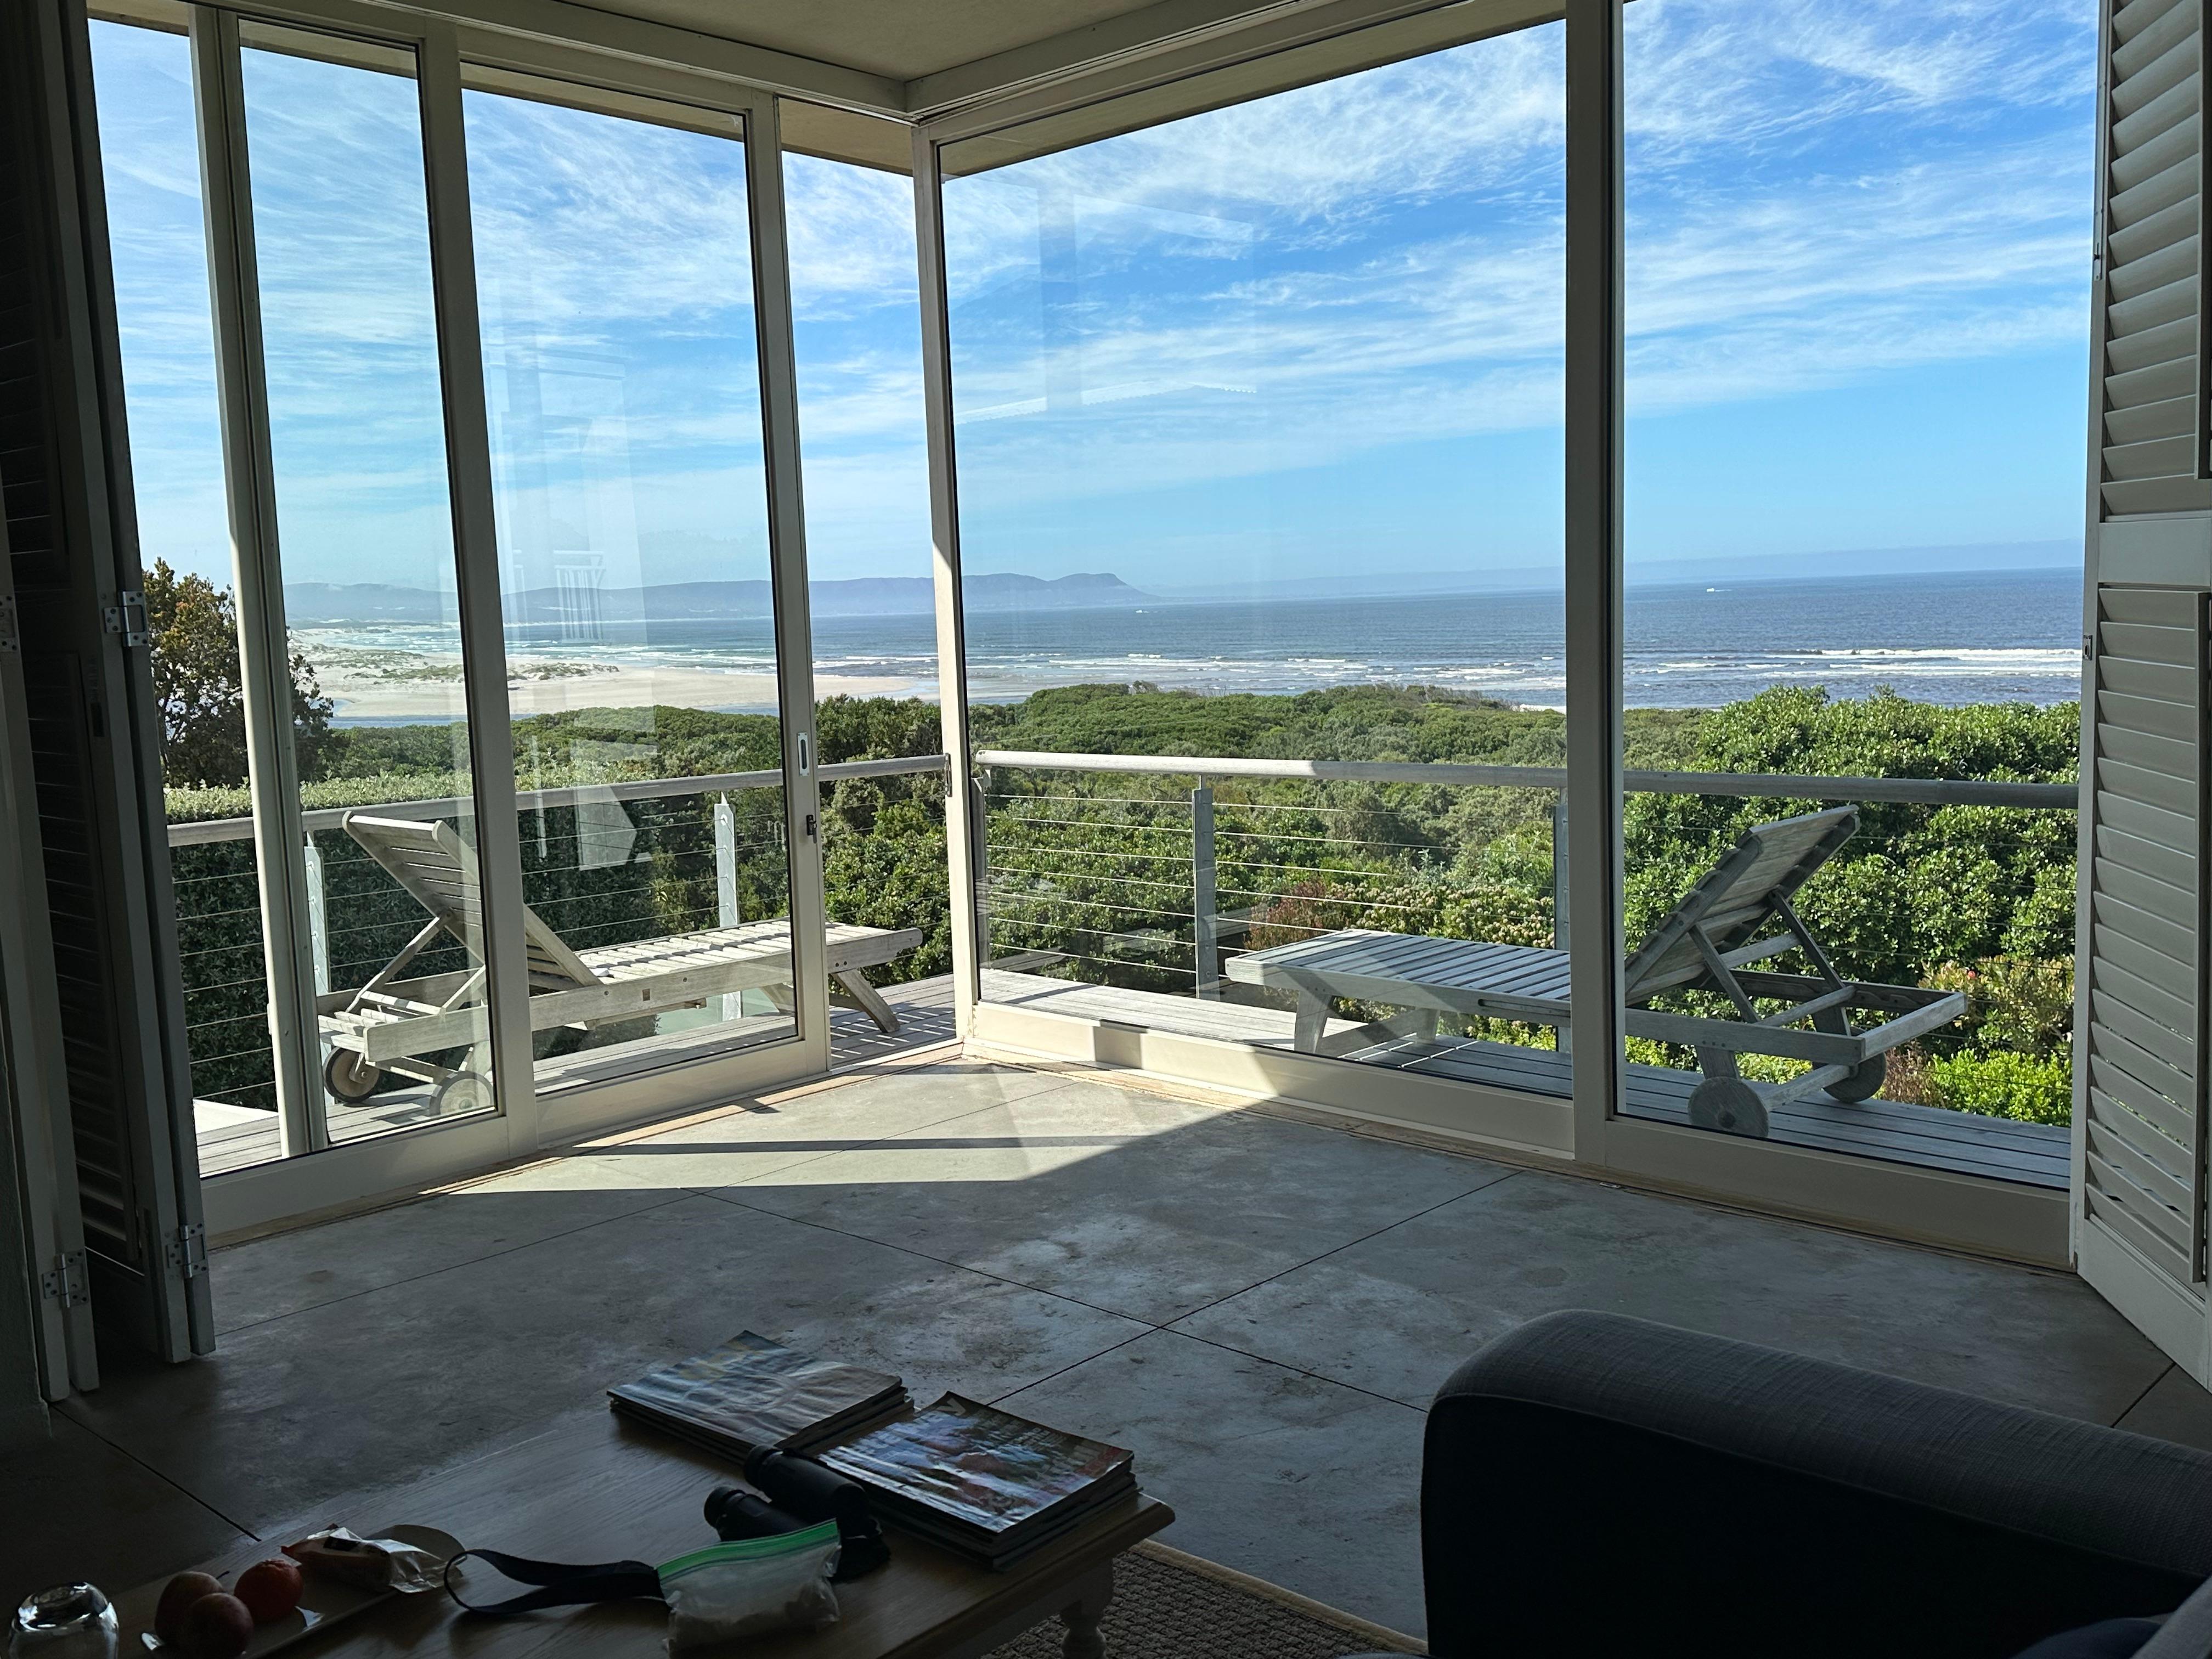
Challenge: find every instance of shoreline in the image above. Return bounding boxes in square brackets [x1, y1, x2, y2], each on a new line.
[323, 660, 917, 722]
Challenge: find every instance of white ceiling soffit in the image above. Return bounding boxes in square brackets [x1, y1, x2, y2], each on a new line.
[933, 0, 1560, 165]
[88, 0, 1557, 173]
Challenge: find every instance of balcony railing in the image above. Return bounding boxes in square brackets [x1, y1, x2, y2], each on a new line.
[974, 748, 2075, 992]
[165, 754, 950, 1130]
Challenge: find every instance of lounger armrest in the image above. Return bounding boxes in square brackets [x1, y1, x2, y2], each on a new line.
[1420, 1311, 2212, 1659]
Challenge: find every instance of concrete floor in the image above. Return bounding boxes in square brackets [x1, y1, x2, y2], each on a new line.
[9, 1049, 2212, 1637]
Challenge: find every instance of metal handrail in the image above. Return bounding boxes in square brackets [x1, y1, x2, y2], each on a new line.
[166, 752, 952, 847]
[974, 749, 2078, 810]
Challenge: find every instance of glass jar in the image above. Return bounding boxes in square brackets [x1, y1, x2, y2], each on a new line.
[10, 1585, 117, 1659]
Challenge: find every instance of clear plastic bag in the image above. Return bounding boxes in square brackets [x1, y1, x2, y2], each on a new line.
[659, 1523, 841, 1653]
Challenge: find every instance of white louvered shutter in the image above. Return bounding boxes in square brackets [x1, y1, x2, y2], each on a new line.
[2076, 590, 2208, 1378]
[2100, 0, 2209, 515]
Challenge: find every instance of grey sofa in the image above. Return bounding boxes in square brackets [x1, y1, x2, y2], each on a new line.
[1402, 1311, 2212, 1658]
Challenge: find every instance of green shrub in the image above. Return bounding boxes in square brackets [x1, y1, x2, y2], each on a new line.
[1918, 1048, 2073, 1125]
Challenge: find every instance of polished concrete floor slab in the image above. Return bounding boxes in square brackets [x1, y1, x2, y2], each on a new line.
[12, 1053, 2212, 1641]
[1170, 1169, 2175, 1421]
[723, 1077, 1512, 1324]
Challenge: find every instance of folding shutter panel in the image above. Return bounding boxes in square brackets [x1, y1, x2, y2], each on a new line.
[2, 0, 211, 1361]
[2076, 585, 2212, 1380]
[2100, 0, 2211, 516]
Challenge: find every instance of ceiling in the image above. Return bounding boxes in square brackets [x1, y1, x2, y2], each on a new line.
[574, 0, 1192, 82]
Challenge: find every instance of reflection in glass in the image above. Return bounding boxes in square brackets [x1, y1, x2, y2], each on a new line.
[1617, 0, 2090, 1169]
[241, 29, 499, 1139]
[464, 85, 796, 1087]
[941, 26, 1572, 1093]
[90, 20, 291, 1173]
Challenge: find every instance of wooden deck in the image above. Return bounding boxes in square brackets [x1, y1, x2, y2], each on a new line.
[197, 967, 2066, 1190]
[978, 970, 2070, 1190]
[194, 979, 960, 1178]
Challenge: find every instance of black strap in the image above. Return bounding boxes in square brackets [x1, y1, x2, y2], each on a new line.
[444, 1548, 663, 1616]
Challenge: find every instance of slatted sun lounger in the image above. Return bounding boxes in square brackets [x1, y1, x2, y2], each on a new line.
[317, 813, 921, 1109]
[1224, 806, 1965, 1137]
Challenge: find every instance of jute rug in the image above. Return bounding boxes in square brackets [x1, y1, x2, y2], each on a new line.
[984, 1542, 1426, 1657]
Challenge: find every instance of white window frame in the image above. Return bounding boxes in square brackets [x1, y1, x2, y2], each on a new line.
[97, 0, 834, 1233]
[908, 0, 2074, 1267]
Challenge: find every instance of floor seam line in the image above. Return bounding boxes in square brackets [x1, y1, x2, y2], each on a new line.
[2110, 1362, 2175, 1427]
[696, 1187, 1166, 1330]
[1157, 1171, 1521, 1331]
[1163, 1327, 1431, 1414]
[209, 1189, 697, 1340]
[983, 1326, 1164, 1407]
[51, 1405, 265, 1543]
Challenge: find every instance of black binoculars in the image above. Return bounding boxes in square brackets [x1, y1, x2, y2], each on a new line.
[704, 1448, 890, 1579]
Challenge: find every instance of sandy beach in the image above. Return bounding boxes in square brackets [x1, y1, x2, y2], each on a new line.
[317, 654, 918, 721]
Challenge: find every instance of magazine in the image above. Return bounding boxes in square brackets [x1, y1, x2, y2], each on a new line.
[609, 1331, 911, 1459]
[819, 1393, 1135, 1561]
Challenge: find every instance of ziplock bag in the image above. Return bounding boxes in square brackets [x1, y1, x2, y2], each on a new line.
[445, 1520, 841, 1652]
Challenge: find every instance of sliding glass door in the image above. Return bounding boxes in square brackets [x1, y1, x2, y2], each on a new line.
[463, 77, 805, 1099]
[89, 8, 829, 1222]
[930, 16, 1573, 1140]
[914, 0, 2094, 1259]
[237, 22, 501, 1152]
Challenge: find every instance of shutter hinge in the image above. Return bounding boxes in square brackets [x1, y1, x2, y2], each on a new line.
[40, 1250, 89, 1308]
[2083, 632, 2096, 661]
[165, 1221, 208, 1280]
[804, 811, 818, 842]
[104, 590, 149, 646]
[0, 594, 18, 655]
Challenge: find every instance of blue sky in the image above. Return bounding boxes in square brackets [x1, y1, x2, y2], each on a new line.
[93, 0, 2094, 600]
[944, 0, 2095, 589]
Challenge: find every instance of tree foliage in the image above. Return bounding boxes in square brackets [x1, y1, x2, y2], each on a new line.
[145, 558, 333, 788]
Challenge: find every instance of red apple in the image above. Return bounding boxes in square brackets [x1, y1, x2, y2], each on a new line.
[233, 1559, 302, 1625]
[177, 1592, 255, 1659]
[153, 1572, 223, 1645]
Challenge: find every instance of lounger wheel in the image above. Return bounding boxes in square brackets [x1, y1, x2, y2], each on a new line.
[1826, 1053, 1886, 1103]
[323, 1047, 382, 1103]
[431, 1072, 490, 1116]
[1688, 1076, 1769, 1138]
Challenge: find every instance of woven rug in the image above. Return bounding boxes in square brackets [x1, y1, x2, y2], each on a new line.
[984, 1541, 1425, 1657]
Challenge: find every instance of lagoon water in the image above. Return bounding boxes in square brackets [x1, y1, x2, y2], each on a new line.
[324, 568, 2082, 718]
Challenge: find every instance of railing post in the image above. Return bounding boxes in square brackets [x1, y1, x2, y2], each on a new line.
[714, 795, 740, 929]
[303, 835, 330, 998]
[972, 774, 992, 964]
[1192, 783, 1218, 1000]
[1551, 791, 1571, 1056]
[714, 794, 744, 1020]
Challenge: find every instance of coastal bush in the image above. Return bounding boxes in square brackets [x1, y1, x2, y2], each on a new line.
[1917, 1049, 2073, 1125]
[162, 682, 2081, 1127]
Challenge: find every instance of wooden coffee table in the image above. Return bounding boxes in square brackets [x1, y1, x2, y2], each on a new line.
[114, 1408, 1173, 1658]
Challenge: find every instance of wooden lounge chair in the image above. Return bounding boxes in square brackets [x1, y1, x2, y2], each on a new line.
[1223, 806, 1966, 1137]
[317, 813, 921, 1108]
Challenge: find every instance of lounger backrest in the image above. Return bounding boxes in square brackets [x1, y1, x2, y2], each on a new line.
[343, 812, 600, 990]
[1621, 805, 1859, 1002]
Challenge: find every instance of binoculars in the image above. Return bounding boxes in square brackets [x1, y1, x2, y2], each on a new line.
[704, 1448, 890, 1579]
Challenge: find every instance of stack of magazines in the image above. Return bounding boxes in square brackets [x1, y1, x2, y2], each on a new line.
[612, 1336, 1138, 1568]
[608, 1331, 912, 1459]
[819, 1393, 1137, 1568]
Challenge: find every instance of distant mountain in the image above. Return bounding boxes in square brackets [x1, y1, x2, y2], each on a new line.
[284, 571, 1154, 626]
[1150, 539, 2081, 602]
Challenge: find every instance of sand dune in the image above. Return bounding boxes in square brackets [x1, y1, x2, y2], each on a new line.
[320, 656, 917, 721]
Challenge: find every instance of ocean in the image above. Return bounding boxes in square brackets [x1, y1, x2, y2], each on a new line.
[313, 568, 2084, 720]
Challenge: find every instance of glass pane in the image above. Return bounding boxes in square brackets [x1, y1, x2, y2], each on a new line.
[89, 20, 289, 1174]
[941, 25, 1571, 1094]
[241, 26, 499, 1139]
[784, 131, 953, 1062]
[1618, 0, 2091, 1178]
[462, 82, 796, 1089]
